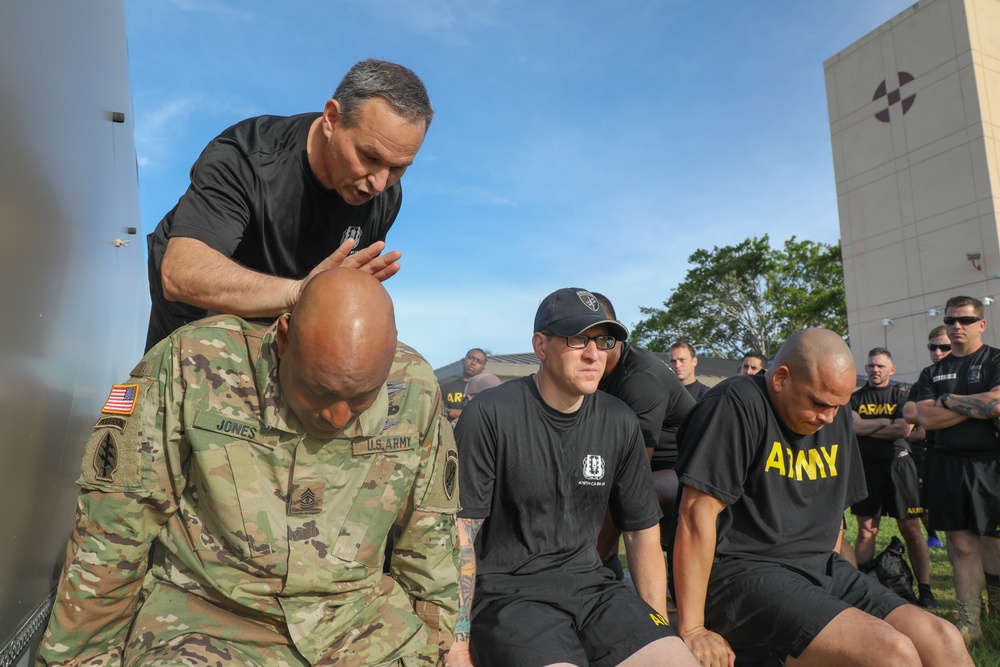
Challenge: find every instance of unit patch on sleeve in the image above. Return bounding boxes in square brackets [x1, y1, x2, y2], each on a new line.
[79, 379, 151, 491]
[102, 384, 139, 415]
[93, 431, 119, 482]
[444, 449, 458, 501]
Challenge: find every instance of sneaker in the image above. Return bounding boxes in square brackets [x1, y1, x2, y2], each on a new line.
[927, 535, 944, 548]
[918, 590, 940, 610]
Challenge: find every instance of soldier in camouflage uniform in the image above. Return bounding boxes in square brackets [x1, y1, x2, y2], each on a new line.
[37, 269, 460, 667]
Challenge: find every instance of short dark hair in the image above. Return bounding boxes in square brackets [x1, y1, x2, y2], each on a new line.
[467, 348, 487, 361]
[928, 325, 947, 339]
[669, 342, 697, 358]
[334, 59, 433, 129]
[945, 295, 984, 318]
[743, 351, 766, 366]
[867, 347, 892, 361]
[591, 292, 616, 320]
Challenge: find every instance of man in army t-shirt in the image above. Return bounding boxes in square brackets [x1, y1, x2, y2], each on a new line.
[673, 329, 969, 667]
[37, 269, 461, 667]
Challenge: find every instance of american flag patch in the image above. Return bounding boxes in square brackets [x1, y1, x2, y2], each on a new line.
[102, 384, 138, 415]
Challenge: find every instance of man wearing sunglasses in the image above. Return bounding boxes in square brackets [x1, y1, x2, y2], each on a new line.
[910, 296, 1000, 644]
[448, 288, 698, 667]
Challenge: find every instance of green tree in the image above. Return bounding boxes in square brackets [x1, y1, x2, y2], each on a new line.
[631, 235, 847, 358]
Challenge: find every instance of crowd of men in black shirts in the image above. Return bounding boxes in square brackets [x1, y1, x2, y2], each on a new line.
[441, 294, 999, 666]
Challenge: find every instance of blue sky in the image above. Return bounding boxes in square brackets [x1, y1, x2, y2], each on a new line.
[124, 0, 914, 369]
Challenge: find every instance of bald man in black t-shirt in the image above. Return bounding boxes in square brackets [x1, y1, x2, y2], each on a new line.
[673, 329, 969, 667]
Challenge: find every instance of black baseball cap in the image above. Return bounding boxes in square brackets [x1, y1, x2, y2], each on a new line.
[534, 288, 629, 340]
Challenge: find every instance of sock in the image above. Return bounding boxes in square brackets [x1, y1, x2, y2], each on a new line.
[985, 572, 1000, 588]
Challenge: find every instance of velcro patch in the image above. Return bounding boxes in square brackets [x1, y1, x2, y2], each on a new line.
[93, 432, 119, 481]
[288, 480, 325, 515]
[353, 434, 415, 455]
[444, 449, 458, 501]
[418, 422, 459, 513]
[80, 379, 151, 491]
[102, 384, 139, 415]
[95, 415, 127, 432]
[192, 411, 261, 443]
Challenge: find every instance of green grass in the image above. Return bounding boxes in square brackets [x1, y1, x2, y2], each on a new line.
[841, 515, 1000, 666]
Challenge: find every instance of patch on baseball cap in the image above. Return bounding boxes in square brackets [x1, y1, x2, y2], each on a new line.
[534, 288, 629, 340]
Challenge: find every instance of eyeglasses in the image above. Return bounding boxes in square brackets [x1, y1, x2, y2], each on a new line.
[943, 316, 983, 326]
[549, 333, 617, 350]
[926, 343, 952, 352]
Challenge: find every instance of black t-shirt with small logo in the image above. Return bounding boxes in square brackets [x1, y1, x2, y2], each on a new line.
[456, 376, 660, 577]
[676, 375, 866, 561]
[598, 342, 696, 469]
[907, 344, 1000, 456]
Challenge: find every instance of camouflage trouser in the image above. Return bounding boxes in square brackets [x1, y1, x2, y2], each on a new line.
[126, 634, 416, 666]
[122, 586, 429, 667]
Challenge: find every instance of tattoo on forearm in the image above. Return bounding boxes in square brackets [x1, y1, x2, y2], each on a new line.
[454, 518, 483, 641]
[949, 395, 1000, 419]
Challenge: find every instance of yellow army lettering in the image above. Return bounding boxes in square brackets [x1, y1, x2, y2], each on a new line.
[447, 391, 464, 404]
[763, 442, 839, 481]
[856, 403, 896, 416]
[649, 613, 669, 627]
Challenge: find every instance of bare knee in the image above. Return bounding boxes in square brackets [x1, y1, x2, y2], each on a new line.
[882, 632, 920, 666]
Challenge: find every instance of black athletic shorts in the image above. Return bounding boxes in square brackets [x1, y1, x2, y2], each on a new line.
[705, 553, 908, 666]
[925, 450, 1000, 536]
[470, 570, 677, 667]
[910, 442, 930, 506]
[850, 451, 922, 520]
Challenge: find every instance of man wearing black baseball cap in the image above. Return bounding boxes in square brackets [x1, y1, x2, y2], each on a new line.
[447, 288, 697, 667]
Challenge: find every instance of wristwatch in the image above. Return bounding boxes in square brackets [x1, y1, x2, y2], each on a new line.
[939, 393, 951, 409]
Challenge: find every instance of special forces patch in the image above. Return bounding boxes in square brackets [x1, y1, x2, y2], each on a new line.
[93, 431, 119, 482]
[80, 379, 150, 491]
[444, 449, 458, 500]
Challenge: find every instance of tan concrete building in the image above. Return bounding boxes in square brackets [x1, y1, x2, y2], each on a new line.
[825, 0, 1000, 381]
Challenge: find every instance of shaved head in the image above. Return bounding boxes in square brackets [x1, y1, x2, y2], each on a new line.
[767, 328, 856, 435]
[464, 373, 502, 404]
[278, 268, 397, 437]
[770, 328, 854, 385]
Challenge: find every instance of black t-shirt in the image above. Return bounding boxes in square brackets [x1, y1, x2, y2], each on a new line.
[145, 113, 402, 348]
[851, 383, 909, 461]
[675, 375, 866, 561]
[685, 380, 709, 401]
[440, 377, 467, 416]
[598, 342, 696, 469]
[456, 376, 660, 577]
[907, 345, 1000, 456]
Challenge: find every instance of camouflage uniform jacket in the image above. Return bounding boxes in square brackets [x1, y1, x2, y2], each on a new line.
[37, 316, 460, 666]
